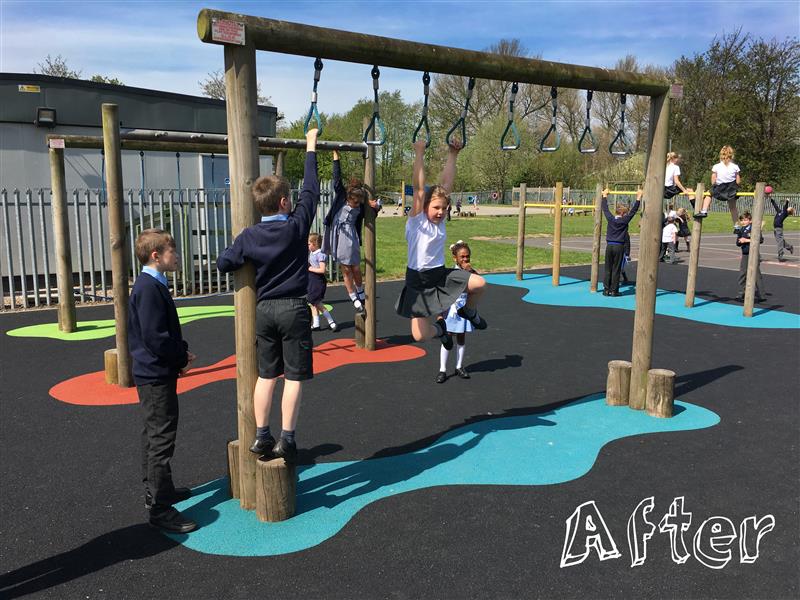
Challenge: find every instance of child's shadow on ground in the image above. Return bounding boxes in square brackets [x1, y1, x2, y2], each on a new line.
[467, 354, 523, 373]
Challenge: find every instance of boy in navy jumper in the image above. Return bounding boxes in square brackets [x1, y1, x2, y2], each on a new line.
[769, 189, 795, 261]
[736, 212, 766, 302]
[217, 128, 319, 463]
[128, 229, 197, 533]
[601, 188, 642, 296]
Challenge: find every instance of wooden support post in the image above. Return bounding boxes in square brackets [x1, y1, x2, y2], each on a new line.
[101, 104, 133, 388]
[552, 181, 563, 286]
[515, 182, 527, 280]
[49, 147, 77, 332]
[743, 183, 766, 318]
[363, 122, 377, 351]
[629, 93, 670, 410]
[589, 183, 603, 293]
[104, 349, 119, 385]
[606, 360, 631, 406]
[274, 151, 285, 177]
[227, 440, 241, 499]
[224, 42, 260, 510]
[684, 184, 705, 307]
[256, 458, 297, 522]
[646, 369, 675, 418]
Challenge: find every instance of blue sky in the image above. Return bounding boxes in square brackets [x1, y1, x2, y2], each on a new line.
[1, 1, 798, 122]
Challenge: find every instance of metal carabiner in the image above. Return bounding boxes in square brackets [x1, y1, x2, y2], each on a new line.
[446, 77, 476, 147]
[501, 82, 521, 151]
[578, 90, 597, 154]
[364, 65, 386, 146]
[304, 58, 324, 135]
[413, 71, 431, 148]
[609, 93, 629, 156]
[539, 86, 560, 152]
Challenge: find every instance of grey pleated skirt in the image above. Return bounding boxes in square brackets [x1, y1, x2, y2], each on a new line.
[395, 266, 470, 318]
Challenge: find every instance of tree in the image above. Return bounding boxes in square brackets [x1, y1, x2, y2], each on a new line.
[90, 75, 124, 85]
[199, 70, 273, 106]
[35, 55, 81, 79]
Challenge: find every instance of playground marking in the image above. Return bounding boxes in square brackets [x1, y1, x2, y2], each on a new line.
[486, 273, 800, 329]
[48, 338, 424, 406]
[165, 394, 719, 557]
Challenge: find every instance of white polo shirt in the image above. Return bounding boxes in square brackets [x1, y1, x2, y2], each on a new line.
[665, 163, 681, 187]
[712, 161, 740, 184]
[406, 211, 445, 271]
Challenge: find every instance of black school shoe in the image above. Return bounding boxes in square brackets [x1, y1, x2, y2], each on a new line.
[436, 371, 447, 384]
[145, 487, 192, 509]
[249, 434, 277, 457]
[272, 437, 297, 463]
[149, 506, 198, 533]
[455, 367, 470, 379]
[457, 307, 488, 330]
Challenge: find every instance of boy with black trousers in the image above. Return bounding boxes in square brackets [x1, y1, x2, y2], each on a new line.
[128, 229, 197, 533]
[736, 212, 766, 302]
[602, 188, 642, 296]
[217, 128, 319, 464]
[768, 187, 795, 262]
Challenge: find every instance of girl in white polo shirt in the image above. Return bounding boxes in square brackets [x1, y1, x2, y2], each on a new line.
[395, 138, 487, 350]
[697, 145, 741, 223]
[664, 152, 691, 201]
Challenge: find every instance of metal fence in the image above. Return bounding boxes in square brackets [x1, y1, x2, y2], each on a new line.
[1, 182, 336, 311]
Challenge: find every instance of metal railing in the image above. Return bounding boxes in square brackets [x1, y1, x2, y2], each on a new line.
[1, 182, 336, 311]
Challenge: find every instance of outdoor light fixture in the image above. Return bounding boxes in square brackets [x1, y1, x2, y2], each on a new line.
[35, 107, 57, 128]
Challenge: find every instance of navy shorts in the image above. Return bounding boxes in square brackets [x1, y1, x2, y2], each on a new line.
[256, 298, 313, 381]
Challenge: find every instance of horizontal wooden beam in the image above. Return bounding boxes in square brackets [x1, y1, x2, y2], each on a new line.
[197, 9, 671, 96]
[46, 134, 367, 154]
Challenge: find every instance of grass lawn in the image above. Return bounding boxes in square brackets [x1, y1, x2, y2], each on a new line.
[370, 212, 800, 281]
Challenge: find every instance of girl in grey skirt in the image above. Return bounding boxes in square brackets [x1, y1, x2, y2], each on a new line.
[396, 138, 487, 350]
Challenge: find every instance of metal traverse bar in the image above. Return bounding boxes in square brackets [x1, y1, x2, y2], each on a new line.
[197, 9, 671, 96]
[47, 133, 367, 154]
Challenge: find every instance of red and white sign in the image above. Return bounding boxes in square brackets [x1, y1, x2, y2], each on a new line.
[49, 138, 66, 149]
[212, 19, 245, 46]
[670, 83, 684, 100]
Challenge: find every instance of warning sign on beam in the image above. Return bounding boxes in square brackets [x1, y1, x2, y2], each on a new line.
[670, 83, 684, 99]
[49, 139, 66, 149]
[211, 19, 245, 45]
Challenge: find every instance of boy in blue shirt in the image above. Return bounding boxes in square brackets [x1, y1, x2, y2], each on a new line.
[217, 128, 319, 463]
[128, 229, 197, 533]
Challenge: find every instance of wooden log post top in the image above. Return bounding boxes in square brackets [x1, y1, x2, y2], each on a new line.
[646, 368, 676, 419]
[197, 10, 670, 96]
[606, 360, 632, 406]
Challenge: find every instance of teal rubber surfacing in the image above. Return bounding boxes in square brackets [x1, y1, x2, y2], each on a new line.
[485, 273, 800, 329]
[167, 395, 719, 556]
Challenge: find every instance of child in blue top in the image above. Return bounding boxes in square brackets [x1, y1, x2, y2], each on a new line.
[128, 228, 197, 533]
[307, 232, 336, 331]
[217, 128, 320, 463]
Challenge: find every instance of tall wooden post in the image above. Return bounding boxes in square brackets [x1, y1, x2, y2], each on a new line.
[224, 42, 260, 510]
[743, 182, 766, 317]
[684, 183, 705, 307]
[49, 147, 77, 332]
[552, 181, 563, 286]
[589, 183, 603, 293]
[274, 151, 285, 177]
[629, 93, 670, 410]
[102, 104, 133, 388]
[362, 122, 377, 350]
[515, 182, 527, 280]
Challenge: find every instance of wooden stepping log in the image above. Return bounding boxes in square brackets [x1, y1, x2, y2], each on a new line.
[256, 457, 297, 522]
[606, 360, 631, 406]
[646, 368, 675, 418]
[104, 349, 118, 385]
[227, 440, 240, 499]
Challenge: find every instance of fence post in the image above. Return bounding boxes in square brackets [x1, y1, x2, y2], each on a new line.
[743, 183, 766, 317]
[515, 182, 527, 280]
[274, 151, 285, 176]
[684, 183, 705, 307]
[49, 147, 77, 331]
[102, 104, 133, 388]
[552, 181, 563, 286]
[589, 183, 603, 292]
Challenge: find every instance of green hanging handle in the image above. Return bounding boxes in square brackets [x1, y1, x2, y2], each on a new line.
[303, 58, 324, 136]
[539, 86, 560, 152]
[364, 65, 387, 146]
[501, 82, 521, 151]
[609, 93, 630, 157]
[446, 77, 476, 147]
[412, 71, 431, 148]
[578, 90, 598, 154]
